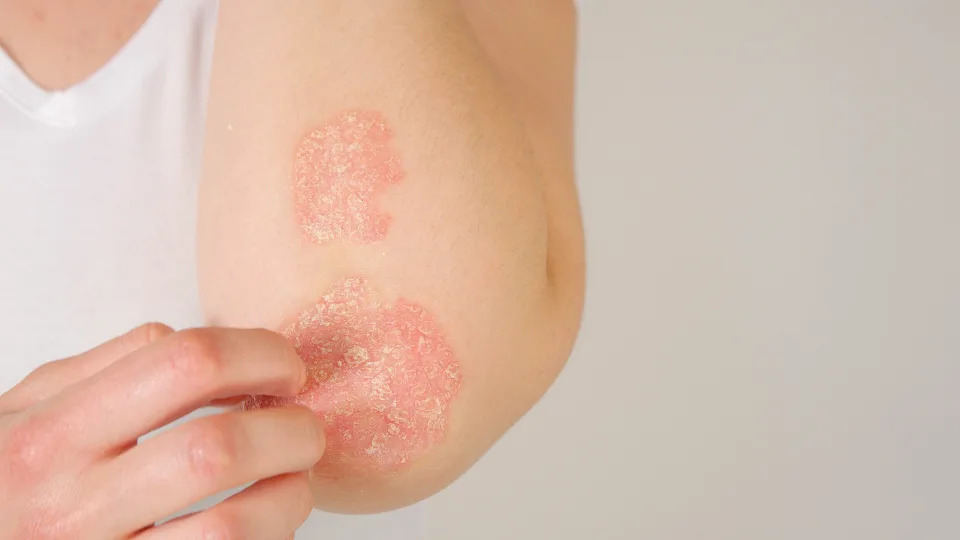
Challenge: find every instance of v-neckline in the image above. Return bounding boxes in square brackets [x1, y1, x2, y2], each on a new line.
[0, 0, 181, 127]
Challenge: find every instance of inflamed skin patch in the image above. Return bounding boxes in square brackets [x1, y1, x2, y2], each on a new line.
[293, 111, 403, 245]
[246, 277, 462, 477]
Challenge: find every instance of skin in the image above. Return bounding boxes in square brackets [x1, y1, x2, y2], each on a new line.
[0, 0, 581, 531]
[0, 324, 323, 538]
[200, 0, 582, 513]
[293, 110, 405, 245]
[2, 4, 327, 536]
[0, 0, 159, 91]
[247, 276, 464, 479]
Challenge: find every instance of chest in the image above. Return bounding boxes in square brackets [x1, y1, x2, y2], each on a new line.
[0, 0, 160, 90]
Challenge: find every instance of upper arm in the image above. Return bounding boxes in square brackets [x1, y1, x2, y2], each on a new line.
[198, 0, 582, 512]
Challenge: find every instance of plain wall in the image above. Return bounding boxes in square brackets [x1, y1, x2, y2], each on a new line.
[423, 1, 960, 539]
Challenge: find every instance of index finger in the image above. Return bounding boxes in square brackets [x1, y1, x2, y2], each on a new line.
[33, 327, 307, 454]
[0, 323, 173, 413]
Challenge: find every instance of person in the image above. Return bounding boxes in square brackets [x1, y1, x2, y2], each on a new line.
[0, 0, 584, 538]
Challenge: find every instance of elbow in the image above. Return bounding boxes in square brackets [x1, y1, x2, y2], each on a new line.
[308, 452, 466, 514]
[305, 271, 584, 514]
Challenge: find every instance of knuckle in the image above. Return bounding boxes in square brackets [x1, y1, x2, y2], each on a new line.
[30, 359, 63, 380]
[0, 413, 58, 484]
[14, 360, 64, 397]
[165, 329, 224, 389]
[182, 420, 236, 483]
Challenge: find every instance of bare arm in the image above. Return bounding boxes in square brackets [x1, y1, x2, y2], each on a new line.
[199, 0, 583, 513]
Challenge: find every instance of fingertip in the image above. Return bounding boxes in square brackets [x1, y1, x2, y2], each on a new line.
[253, 328, 306, 395]
[278, 359, 308, 398]
[303, 405, 327, 455]
[289, 404, 327, 461]
[297, 360, 309, 392]
[276, 332, 308, 393]
[314, 412, 327, 459]
[281, 345, 308, 396]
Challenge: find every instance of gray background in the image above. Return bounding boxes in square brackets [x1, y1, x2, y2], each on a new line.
[423, 1, 959, 539]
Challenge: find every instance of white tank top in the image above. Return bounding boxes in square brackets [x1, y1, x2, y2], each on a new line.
[0, 0, 422, 536]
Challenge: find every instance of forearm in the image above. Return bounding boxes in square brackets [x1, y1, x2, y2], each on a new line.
[199, 0, 582, 512]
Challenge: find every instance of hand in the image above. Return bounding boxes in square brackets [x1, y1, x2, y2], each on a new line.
[0, 324, 324, 539]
